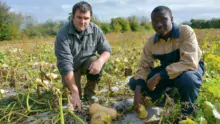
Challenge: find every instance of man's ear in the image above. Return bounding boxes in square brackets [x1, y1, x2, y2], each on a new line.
[171, 16, 174, 22]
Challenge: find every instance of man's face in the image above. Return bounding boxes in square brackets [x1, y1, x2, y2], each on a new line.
[73, 9, 91, 32]
[151, 11, 173, 36]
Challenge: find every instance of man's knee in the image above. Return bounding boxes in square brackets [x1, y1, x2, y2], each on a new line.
[128, 77, 137, 91]
[84, 56, 99, 69]
[176, 71, 202, 102]
[83, 56, 103, 81]
[177, 71, 202, 89]
[128, 77, 147, 91]
[86, 69, 102, 81]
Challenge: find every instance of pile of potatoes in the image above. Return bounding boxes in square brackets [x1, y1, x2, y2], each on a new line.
[89, 103, 148, 124]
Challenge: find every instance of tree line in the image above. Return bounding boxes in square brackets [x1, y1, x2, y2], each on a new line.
[183, 19, 220, 29]
[0, 2, 152, 41]
[1, 2, 220, 41]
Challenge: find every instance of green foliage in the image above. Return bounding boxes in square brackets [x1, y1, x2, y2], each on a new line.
[0, 2, 23, 40]
[111, 17, 131, 32]
[189, 18, 220, 28]
[100, 23, 111, 33]
[202, 40, 220, 81]
[90, 16, 102, 27]
[143, 23, 153, 30]
[111, 23, 122, 32]
[130, 21, 140, 31]
[128, 16, 140, 31]
[19, 12, 152, 38]
[0, 52, 5, 63]
[22, 24, 41, 38]
[179, 117, 196, 124]
[208, 86, 220, 98]
[22, 20, 65, 38]
[68, 12, 72, 21]
[139, 16, 150, 26]
[202, 101, 220, 124]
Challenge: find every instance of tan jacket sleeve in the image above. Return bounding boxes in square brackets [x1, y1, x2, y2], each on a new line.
[160, 25, 202, 79]
[135, 36, 155, 81]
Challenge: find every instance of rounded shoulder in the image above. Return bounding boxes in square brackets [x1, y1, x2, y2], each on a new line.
[89, 22, 102, 32]
[57, 21, 70, 36]
[179, 24, 194, 33]
[146, 34, 156, 45]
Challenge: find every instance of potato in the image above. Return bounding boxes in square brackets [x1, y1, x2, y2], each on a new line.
[89, 103, 118, 119]
[137, 104, 148, 119]
[178, 117, 196, 124]
[90, 111, 112, 124]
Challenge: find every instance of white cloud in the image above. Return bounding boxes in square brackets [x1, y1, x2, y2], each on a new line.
[4, 0, 220, 23]
[61, 4, 72, 10]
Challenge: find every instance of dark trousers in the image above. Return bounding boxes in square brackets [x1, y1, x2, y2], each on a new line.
[62, 56, 102, 97]
[129, 61, 204, 103]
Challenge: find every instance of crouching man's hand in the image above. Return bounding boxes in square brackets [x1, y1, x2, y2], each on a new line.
[89, 59, 104, 75]
[147, 73, 161, 91]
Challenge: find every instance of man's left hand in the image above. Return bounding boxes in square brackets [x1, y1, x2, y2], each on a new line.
[89, 59, 104, 75]
[147, 73, 161, 90]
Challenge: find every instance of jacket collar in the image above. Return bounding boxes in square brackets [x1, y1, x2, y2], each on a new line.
[68, 21, 93, 35]
[154, 23, 180, 44]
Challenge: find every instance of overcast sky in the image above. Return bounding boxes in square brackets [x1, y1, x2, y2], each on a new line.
[3, 0, 220, 24]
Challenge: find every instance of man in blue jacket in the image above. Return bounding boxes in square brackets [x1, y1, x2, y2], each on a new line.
[129, 6, 204, 120]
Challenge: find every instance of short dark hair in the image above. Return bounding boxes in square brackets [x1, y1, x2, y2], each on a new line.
[151, 6, 172, 17]
[72, 1, 93, 17]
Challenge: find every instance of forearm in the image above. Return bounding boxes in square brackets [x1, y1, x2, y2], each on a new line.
[64, 71, 79, 93]
[98, 51, 111, 64]
[147, 73, 161, 90]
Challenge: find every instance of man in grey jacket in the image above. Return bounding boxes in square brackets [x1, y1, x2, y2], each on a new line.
[55, 1, 111, 112]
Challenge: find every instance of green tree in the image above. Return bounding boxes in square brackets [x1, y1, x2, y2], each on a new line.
[143, 23, 152, 30]
[127, 16, 140, 31]
[91, 15, 102, 27]
[111, 22, 122, 32]
[111, 17, 130, 32]
[22, 20, 66, 38]
[189, 19, 220, 29]
[0, 2, 22, 40]
[68, 12, 72, 21]
[139, 16, 150, 26]
[211, 18, 220, 28]
[100, 23, 111, 33]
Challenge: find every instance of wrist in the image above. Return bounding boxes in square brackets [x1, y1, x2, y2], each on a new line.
[98, 58, 105, 65]
[69, 84, 79, 94]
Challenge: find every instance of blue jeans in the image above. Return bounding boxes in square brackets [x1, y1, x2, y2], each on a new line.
[129, 61, 205, 103]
